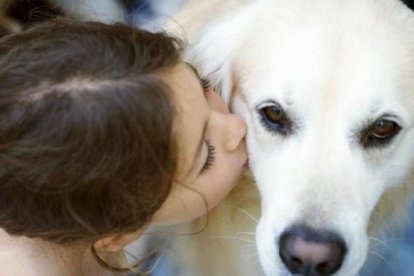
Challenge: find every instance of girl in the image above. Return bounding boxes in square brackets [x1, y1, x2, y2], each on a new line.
[0, 20, 247, 275]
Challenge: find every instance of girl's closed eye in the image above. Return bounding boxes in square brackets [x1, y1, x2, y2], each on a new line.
[200, 139, 216, 174]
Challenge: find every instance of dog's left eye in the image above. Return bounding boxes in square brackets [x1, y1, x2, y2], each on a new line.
[258, 102, 292, 136]
[360, 118, 401, 148]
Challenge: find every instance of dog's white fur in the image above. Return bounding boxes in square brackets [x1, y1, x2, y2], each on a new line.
[164, 0, 414, 275]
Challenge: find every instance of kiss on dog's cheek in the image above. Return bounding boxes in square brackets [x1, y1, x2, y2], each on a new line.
[166, 0, 414, 275]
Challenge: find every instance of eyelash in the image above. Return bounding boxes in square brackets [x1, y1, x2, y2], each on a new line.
[200, 140, 216, 174]
[201, 78, 211, 93]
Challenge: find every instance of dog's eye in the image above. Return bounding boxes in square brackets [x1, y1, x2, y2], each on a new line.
[264, 105, 283, 122]
[258, 102, 292, 136]
[360, 118, 401, 148]
[372, 120, 399, 138]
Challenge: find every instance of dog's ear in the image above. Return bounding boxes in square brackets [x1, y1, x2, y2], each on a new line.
[185, 5, 252, 104]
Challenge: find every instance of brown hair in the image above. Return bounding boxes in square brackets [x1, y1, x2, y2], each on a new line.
[0, 19, 183, 270]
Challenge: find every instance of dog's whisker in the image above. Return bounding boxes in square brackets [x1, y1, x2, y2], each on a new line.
[243, 250, 258, 259]
[368, 250, 398, 276]
[368, 236, 388, 249]
[243, 243, 257, 252]
[203, 235, 256, 244]
[380, 237, 403, 243]
[227, 205, 258, 223]
[368, 235, 404, 250]
[244, 248, 259, 259]
[242, 242, 258, 250]
[358, 266, 373, 276]
[235, 231, 255, 236]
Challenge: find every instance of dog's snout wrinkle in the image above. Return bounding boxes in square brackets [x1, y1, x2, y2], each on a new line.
[278, 225, 347, 276]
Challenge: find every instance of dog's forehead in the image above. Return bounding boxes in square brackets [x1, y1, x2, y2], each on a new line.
[234, 12, 414, 119]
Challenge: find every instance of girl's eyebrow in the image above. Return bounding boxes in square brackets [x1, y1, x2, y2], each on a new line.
[184, 62, 204, 86]
[184, 62, 199, 75]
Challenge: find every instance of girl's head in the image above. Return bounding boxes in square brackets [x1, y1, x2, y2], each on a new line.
[0, 20, 247, 271]
[0, 20, 181, 246]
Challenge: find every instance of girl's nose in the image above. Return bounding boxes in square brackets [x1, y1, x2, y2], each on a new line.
[222, 112, 246, 152]
[206, 88, 229, 113]
[207, 89, 246, 151]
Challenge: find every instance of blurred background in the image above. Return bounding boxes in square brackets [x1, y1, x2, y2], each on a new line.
[1, 0, 414, 275]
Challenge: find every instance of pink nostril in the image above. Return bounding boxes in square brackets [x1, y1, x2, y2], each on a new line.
[279, 225, 346, 276]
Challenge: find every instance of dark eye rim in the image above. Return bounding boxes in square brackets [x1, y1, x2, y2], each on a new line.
[359, 117, 402, 149]
[256, 100, 293, 136]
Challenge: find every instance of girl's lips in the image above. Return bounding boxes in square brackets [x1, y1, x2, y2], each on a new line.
[243, 159, 249, 169]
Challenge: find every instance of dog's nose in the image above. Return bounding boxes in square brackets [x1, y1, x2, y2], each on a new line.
[278, 225, 346, 276]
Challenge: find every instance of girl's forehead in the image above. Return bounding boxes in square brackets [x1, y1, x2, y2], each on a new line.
[161, 65, 209, 182]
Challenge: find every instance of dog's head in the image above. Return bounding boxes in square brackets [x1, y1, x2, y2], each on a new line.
[187, 0, 414, 275]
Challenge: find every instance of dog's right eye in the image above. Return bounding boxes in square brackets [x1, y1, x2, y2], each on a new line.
[258, 102, 292, 136]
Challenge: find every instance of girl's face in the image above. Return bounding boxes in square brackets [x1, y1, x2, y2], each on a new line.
[152, 63, 248, 225]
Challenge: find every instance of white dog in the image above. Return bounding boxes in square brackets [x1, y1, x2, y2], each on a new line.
[162, 0, 414, 275]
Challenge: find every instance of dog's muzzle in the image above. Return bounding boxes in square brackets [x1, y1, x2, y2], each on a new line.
[278, 224, 347, 276]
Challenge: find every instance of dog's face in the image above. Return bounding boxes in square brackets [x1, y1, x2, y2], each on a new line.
[188, 0, 414, 275]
